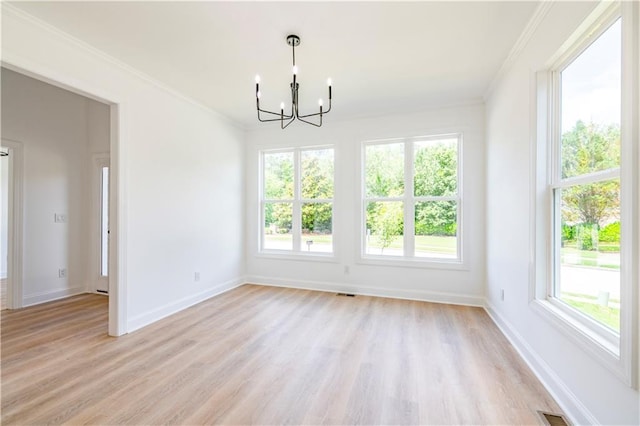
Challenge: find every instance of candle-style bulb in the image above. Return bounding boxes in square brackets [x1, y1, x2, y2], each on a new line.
[318, 99, 323, 107]
[255, 75, 261, 84]
[280, 102, 285, 110]
[257, 91, 261, 99]
[327, 78, 332, 86]
[293, 65, 299, 75]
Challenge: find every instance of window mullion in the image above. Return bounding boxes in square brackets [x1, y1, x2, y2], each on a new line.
[550, 69, 562, 187]
[550, 68, 562, 301]
[292, 149, 302, 251]
[405, 140, 415, 256]
[555, 168, 621, 188]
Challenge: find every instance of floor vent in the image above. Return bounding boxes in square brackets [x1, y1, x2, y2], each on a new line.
[336, 293, 356, 297]
[537, 411, 570, 426]
[96, 290, 108, 294]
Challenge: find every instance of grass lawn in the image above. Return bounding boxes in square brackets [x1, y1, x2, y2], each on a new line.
[367, 235, 456, 255]
[266, 234, 457, 255]
[561, 297, 620, 331]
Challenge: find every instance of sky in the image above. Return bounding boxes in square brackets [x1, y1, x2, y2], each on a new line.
[561, 18, 621, 132]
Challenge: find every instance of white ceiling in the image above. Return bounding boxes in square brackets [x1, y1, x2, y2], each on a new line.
[10, 1, 539, 129]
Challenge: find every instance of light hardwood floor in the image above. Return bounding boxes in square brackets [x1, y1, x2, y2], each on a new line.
[1, 285, 561, 425]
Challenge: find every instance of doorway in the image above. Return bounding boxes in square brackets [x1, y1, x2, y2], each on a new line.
[1, 65, 123, 335]
[0, 139, 24, 311]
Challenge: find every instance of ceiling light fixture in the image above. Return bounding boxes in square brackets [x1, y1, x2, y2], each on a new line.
[255, 34, 332, 129]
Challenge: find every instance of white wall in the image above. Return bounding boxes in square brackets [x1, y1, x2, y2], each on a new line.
[485, 2, 639, 425]
[245, 104, 485, 305]
[2, 5, 245, 332]
[1, 68, 109, 304]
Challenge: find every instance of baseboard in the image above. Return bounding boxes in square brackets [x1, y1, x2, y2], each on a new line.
[127, 277, 245, 333]
[23, 286, 86, 307]
[484, 300, 599, 426]
[245, 275, 484, 307]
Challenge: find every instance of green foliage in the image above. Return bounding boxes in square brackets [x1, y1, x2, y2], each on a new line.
[575, 223, 598, 251]
[365, 140, 458, 244]
[264, 152, 294, 199]
[415, 201, 457, 236]
[599, 221, 620, 243]
[300, 150, 333, 234]
[264, 149, 334, 236]
[561, 121, 620, 227]
[414, 140, 457, 197]
[301, 150, 334, 199]
[302, 203, 332, 234]
[265, 203, 292, 233]
[561, 121, 620, 179]
[365, 144, 404, 197]
[371, 202, 403, 252]
[561, 223, 575, 244]
[414, 141, 457, 236]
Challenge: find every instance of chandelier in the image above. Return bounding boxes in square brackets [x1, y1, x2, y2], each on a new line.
[255, 34, 332, 128]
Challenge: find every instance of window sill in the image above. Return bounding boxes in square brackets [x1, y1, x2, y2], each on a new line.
[530, 299, 629, 384]
[255, 251, 338, 263]
[356, 255, 467, 271]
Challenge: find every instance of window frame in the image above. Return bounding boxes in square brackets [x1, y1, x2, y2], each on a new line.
[359, 134, 463, 267]
[532, 1, 638, 388]
[259, 145, 336, 259]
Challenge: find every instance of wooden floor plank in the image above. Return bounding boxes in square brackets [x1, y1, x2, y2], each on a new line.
[1, 285, 561, 425]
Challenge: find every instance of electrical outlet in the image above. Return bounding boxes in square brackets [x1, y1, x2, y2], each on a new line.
[58, 268, 67, 278]
[54, 213, 67, 223]
[501, 289, 505, 301]
[194, 272, 200, 282]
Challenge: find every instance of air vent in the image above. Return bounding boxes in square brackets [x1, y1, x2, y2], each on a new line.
[336, 293, 355, 297]
[537, 411, 570, 426]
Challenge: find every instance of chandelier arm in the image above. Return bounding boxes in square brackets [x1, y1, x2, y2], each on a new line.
[297, 96, 331, 119]
[297, 115, 322, 127]
[258, 107, 293, 120]
[258, 112, 292, 123]
[281, 115, 296, 129]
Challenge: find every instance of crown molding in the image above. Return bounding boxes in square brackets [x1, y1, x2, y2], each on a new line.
[483, 0, 555, 101]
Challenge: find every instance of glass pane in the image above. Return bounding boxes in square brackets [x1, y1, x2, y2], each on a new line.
[301, 202, 332, 253]
[301, 149, 334, 199]
[414, 201, 457, 258]
[561, 19, 621, 179]
[414, 138, 458, 197]
[100, 166, 109, 277]
[263, 202, 293, 250]
[264, 152, 294, 199]
[365, 143, 404, 197]
[365, 201, 403, 256]
[556, 180, 620, 331]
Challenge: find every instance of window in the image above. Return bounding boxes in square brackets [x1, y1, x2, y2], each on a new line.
[550, 18, 622, 340]
[261, 147, 334, 254]
[533, 2, 640, 386]
[363, 135, 460, 261]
